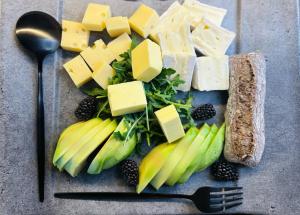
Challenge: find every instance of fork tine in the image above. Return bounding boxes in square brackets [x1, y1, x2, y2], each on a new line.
[226, 197, 243, 203]
[210, 200, 243, 209]
[210, 187, 242, 194]
[211, 191, 243, 197]
[224, 201, 243, 209]
[210, 196, 243, 204]
[209, 187, 242, 192]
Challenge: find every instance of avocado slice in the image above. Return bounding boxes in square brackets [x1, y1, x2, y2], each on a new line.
[64, 120, 117, 177]
[87, 118, 137, 174]
[56, 119, 111, 171]
[102, 134, 137, 170]
[166, 124, 211, 186]
[137, 143, 176, 194]
[53, 118, 102, 165]
[178, 124, 218, 184]
[57, 121, 84, 145]
[197, 123, 225, 171]
[150, 127, 199, 190]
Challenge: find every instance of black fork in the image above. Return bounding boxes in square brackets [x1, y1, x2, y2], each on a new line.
[192, 186, 243, 213]
[54, 186, 243, 213]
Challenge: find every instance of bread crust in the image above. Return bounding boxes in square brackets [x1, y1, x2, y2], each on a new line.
[224, 52, 266, 167]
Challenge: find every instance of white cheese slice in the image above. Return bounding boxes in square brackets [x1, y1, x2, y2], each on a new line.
[159, 22, 195, 55]
[192, 55, 229, 91]
[182, 0, 227, 26]
[172, 53, 197, 92]
[192, 18, 236, 56]
[150, 0, 227, 44]
[159, 23, 196, 92]
[150, 1, 190, 43]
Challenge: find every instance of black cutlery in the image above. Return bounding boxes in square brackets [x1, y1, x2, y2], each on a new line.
[55, 186, 243, 213]
[16, 11, 61, 202]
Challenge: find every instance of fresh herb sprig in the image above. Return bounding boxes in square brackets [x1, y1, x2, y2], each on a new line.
[80, 38, 194, 148]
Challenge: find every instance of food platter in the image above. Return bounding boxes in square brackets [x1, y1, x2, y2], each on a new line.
[1, 0, 300, 214]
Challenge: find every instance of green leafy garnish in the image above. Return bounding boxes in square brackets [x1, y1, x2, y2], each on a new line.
[80, 38, 194, 150]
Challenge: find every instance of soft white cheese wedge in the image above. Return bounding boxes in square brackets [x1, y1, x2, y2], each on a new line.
[192, 55, 229, 91]
[150, 1, 190, 43]
[159, 23, 196, 92]
[182, 0, 227, 26]
[192, 18, 236, 56]
[150, 0, 227, 44]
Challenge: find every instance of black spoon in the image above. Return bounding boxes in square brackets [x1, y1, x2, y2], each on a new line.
[16, 11, 61, 202]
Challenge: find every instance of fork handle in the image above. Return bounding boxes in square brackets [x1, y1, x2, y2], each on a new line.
[54, 192, 192, 201]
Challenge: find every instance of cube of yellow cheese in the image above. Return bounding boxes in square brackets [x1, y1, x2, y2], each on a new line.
[63, 56, 92, 87]
[155, 105, 185, 143]
[80, 39, 115, 71]
[108, 81, 147, 116]
[93, 39, 106, 49]
[92, 62, 115, 89]
[105, 16, 131, 37]
[132, 39, 162, 82]
[129, 4, 159, 38]
[82, 3, 111, 31]
[107, 33, 132, 61]
[61, 20, 90, 52]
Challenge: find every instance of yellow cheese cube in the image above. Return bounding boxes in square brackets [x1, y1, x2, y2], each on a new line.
[80, 39, 115, 71]
[61, 20, 90, 52]
[63, 56, 92, 87]
[155, 105, 185, 143]
[82, 3, 111, 31]
[92, 62, 116, 89]
[129, 4, 159, 38]
[107, 33, 132, 61]
[105, 16, 131, 37]
[94, 39, 106, 49]
[108, 81, 147, 116]
[132, 39, 162, 82]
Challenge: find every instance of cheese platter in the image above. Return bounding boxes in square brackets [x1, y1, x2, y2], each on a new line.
[47, 0, 265, 211]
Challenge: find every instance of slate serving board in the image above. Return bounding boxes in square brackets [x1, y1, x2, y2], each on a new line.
[0, 0, 300, 214]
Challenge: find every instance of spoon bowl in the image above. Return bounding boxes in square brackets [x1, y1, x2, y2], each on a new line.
[16, 11, 61, 57]
[15, 11, 61, 202]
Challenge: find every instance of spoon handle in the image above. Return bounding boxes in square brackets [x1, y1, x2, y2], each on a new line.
[37, 58, 45, 202]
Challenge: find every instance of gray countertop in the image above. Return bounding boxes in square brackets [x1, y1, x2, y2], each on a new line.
[1, 0, 300, 214]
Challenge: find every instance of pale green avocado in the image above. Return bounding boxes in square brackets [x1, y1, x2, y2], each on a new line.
[53, 118, 102, 165]
[57, 121, 84, 146]
[87, 118, 137, 175]
[101, 134, 137, 170]
[178, 124, 218, 184]
[150, 127, 199, 190]
[137, 143, 176, 194]
[56, 119, 111, 171]
[197, 123, 225, 172]
[64, 120, 117, 177]
[166, 124, 211, 186]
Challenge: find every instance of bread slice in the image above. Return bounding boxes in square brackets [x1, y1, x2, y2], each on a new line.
[224, 52, 266, 167]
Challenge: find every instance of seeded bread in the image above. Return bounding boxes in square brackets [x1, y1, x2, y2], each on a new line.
[224, 52, 266, 167]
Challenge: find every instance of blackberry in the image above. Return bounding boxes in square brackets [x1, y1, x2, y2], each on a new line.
[120, 159, 139, 186]
[211, 160, 239, 181]
[192, 104, 216, 120]
[75, 96, 98, 121]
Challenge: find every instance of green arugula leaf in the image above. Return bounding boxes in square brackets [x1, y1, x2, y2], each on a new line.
[80, 85, 106, 97]
[130, 35, 139, 50]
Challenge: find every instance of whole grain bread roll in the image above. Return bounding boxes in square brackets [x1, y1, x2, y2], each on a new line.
[224, 52, 266, 167]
